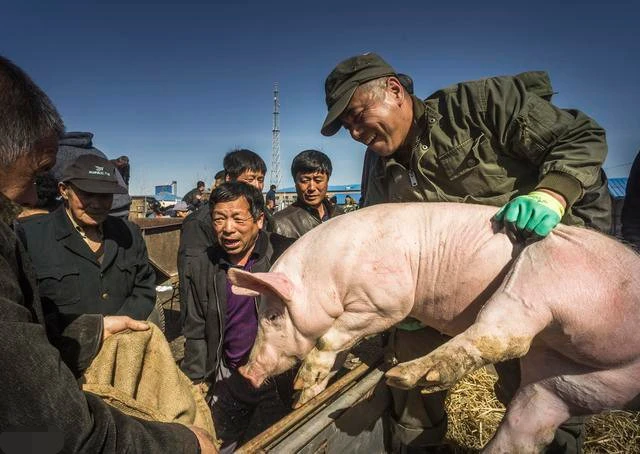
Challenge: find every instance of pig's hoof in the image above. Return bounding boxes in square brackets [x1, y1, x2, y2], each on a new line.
[385, 363, 423, 390]
[294, 363, 329, 390]
[292, 386, 321, 409]
[416, 360, 461, 391]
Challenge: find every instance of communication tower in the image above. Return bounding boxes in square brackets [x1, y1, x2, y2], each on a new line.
[270, 83, 282, 188]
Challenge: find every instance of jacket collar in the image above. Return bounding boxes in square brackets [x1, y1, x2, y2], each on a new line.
[291, 198, 334, 221]
[52, 205, 104, 265]
[393, 95, 442, 165]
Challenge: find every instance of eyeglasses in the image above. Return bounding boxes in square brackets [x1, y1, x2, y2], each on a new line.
[212, 214, 254, 227]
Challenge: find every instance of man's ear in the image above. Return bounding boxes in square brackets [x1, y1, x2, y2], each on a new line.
[256, 212, 264, 230]
[386, 76, 405, 105]
[228, 268, 293, 302]
[58, 182, 69, 200]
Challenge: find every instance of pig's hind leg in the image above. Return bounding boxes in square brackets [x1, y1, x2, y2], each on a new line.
[386, 256, 554, 392]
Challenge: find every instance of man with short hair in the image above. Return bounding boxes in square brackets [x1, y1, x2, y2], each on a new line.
[177, 149, 269, 324]
[181, 182, 294, 452]
[270, 150, 342, 239]
[0, 55, 215, 453]
[183, 180, 206, 210]
[223, 148, 267, 189]
[322, 52, 612, 453]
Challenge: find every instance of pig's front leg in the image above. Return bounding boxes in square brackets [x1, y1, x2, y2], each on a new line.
[386, 288, 552, 392]
[292, 346, 342, 408]
[292, 314, 388, 408]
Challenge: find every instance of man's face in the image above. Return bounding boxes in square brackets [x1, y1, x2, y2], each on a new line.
[339, 78, 411, 157]
[0, 136, 58, 205]
[198, 185, 205, 194]
[228, 170, 265, 191]
[59, 182, 113, 227]
[212, 196, 264, 265]
[295, 171, 329, 209]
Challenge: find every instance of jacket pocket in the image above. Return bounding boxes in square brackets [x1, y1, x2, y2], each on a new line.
[115, 261, 137, 294]
[36, 266, 81, 306]
[436, 133, 509, 197]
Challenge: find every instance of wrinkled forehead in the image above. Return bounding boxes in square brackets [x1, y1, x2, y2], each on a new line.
[212, 196, 251, 215]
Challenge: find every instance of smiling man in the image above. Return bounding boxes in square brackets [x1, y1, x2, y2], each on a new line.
[321, 52, 612, 453]
[180, 182, 294, 452]
[270, 149, 343, 239]
[20, 154, 157, 321]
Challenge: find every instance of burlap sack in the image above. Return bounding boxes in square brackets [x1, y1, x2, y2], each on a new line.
[82, 323, 217, 443]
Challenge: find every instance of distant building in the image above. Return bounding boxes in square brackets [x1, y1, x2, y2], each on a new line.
[609, 177, 627, 237]
[155, 182, 178, 207]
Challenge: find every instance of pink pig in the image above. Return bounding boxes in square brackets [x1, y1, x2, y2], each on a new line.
[228, 202, 640, 452]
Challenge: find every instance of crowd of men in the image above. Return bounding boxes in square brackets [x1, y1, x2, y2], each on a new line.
[1, 50, 639, 454]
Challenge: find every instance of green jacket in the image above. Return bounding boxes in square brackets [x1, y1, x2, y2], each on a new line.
[361, 71, 612, 232]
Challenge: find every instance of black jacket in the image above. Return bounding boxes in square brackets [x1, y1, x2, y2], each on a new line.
[177, 203, 275, 325]
[0, 196, 198, 453]
[622, 150, 640, 249]
[269, 199, 343, 239]
[20, 205, 156, 320]
[180, 230, 294, 384]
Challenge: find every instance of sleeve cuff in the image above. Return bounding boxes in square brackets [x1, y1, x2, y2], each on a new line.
[536, 172, 582, 207]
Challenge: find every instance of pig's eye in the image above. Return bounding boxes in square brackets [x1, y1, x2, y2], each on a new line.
[267, 313, 279, 322]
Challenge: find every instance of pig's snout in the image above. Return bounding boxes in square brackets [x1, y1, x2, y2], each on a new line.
[239, 364, 266, 389]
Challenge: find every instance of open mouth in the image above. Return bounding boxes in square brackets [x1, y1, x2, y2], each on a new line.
[363, 133, 376, 146]
[222, 238, 241, 248]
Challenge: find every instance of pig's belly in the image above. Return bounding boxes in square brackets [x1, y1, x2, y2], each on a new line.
[521, 345, 640, 412]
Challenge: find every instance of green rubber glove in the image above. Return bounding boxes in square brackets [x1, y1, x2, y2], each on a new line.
[494, 190, 565, 238]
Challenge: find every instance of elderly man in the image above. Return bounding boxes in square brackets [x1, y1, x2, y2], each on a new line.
[177, 148, 269, 324]
[321, 53, 612, 453]
[181, 182, 294, 452]
[0, 55, 216, 452]
[20, 154, 158, 322]
[270, 149, 342, 239]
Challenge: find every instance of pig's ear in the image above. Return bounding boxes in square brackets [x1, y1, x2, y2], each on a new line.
[227, 268, 293, 301]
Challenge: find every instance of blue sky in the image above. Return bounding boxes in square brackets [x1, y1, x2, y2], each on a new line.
[2, 0, 638, 196]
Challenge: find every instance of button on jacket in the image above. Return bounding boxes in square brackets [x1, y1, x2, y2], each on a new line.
[20, 205, 156, 320]
[361, 71, 612, 232]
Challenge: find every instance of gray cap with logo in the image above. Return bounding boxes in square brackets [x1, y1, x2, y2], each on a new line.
[61, 154, 127, 194]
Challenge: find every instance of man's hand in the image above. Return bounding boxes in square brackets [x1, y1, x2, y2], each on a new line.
[189, 426, 219, 453]
[494, 190, 566, 239]
[102, 315, 149, 341]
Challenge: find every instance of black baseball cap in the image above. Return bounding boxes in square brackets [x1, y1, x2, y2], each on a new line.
[61, 154, 127, 194]
[321, 53, 396, 136]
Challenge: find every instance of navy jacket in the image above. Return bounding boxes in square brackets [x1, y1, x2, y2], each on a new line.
[20, 205, 156, 321]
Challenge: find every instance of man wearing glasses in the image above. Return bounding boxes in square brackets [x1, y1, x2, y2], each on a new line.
[180, 182, 294, 453]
